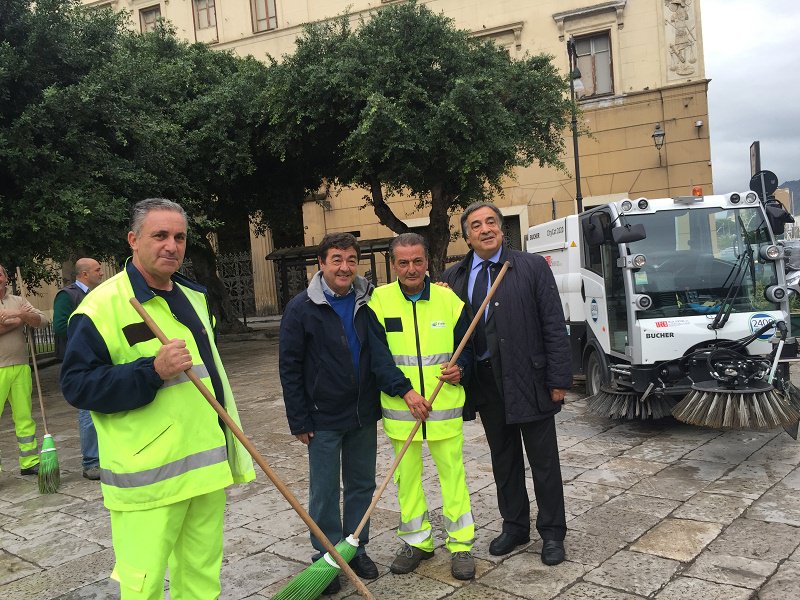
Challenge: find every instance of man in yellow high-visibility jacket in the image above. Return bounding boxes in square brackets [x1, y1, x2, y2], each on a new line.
[60, 198, 255, 600]
[368, 233, 475, 581]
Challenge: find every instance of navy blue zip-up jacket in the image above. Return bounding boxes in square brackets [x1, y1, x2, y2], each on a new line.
[60, 261, 221, 414]
[279, 272, 396, 434]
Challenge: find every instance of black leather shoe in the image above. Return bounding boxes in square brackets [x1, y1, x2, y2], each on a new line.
[541, 539, 565, 566]
[350, 553, 379, 579]
[489, 532, 530, 556]
[20, 465, 39, 476]
[321, 574, 341, 595]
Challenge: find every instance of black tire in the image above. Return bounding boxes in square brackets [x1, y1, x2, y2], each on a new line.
[585, 351, 607, 396]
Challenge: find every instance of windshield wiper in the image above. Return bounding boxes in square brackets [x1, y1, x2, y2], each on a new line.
[708, 216, 756, 330]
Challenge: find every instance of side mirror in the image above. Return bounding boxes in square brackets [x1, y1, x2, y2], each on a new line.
[611, 223, 646, 244]
[765, 200, 794, 236]
[584, 213, 606, 246]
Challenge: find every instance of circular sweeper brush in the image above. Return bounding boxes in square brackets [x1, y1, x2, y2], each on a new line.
[672, 380, 800, 430]
[587, 384, 676, 420]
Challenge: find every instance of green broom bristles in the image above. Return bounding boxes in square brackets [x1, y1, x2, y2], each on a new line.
[272, 535, 359, 600]
[38, 434, 61, 494]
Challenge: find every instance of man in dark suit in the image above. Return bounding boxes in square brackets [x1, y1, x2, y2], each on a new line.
[441, 201, 572, 565]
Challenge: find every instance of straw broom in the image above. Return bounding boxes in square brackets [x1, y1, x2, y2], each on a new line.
[15, 267, 60, 494]
[129, 298, 373, 600]
[273, 261, 511, 600]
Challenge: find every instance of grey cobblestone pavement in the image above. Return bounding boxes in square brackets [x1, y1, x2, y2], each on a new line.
[2, 333, 800, 599]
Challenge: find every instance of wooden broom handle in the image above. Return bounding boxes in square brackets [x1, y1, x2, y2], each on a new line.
[129, 298, 373, 600]
[15, 267, 48, 433]
[352, 260, 510, 538]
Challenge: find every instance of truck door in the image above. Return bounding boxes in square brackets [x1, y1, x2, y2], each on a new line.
[581, 210, 628, 355]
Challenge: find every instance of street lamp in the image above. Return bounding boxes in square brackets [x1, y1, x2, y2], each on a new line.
[652, 123, 666, 166]
[567, 37, 584, 213]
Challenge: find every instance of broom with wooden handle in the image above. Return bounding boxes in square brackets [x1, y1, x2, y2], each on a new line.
[272, 261, 510, 600]
[129, 298, 373, 600]
[15, 267, 60, 494]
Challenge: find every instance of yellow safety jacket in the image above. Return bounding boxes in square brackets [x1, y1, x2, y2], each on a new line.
[73, 270, 255, 511]
[369, 280, 465, 441]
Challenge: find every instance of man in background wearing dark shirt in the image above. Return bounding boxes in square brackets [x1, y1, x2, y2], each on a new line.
[53, 257, 103, 480]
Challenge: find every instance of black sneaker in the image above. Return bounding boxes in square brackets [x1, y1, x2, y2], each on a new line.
[20, 465, 39, 476]
[350, 553, 379, 579]
[321, 574, 340, 595]
[389, 543, 434, 574]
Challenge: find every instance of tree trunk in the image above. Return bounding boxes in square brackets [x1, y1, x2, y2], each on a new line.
[426, 185, 453, 280]
[369, 175, 410, 234]
[368, 177, 455, 280]
[185, 237, 249, 334]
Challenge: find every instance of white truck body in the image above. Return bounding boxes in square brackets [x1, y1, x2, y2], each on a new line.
[526, 192, 790, 405]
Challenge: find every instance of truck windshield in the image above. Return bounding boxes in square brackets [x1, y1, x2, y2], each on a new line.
[621, 206, 779, 318]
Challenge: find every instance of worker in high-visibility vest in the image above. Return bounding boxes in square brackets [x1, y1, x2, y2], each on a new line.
[0, 263, 48, 476]
[60, 198, 255, 600]
[368, 232, 475, 581]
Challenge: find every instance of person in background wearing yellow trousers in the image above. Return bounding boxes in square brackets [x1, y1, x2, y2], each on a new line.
[368, 233, 476, 580]
[60, 198, 255, 599]
[0, 263, 48, 476]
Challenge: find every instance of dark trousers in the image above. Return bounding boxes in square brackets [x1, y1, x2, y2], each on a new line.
[475, 361, 567, 541]
[307, 423, 377, 560]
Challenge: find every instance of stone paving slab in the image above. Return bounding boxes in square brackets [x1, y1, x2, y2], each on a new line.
[745, 481, 800, 527]
[670, 491, 753, 524]
[2, 337, 800, 599]
[629, 518, 722, 562]
[584, 550, 680, 597]
[684, 552, 776, 589]
[758, 560, 800, 599]
[705, 517, 800, 562]
[703, 460, 795, 499]
[554, 582, 645, 599]
[653, 576, 753, 600]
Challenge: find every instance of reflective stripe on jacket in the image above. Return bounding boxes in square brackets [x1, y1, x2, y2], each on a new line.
[369, 281, 465, 441]
[73, 270, 255, 511]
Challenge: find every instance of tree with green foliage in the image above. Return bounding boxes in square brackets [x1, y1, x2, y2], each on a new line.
[267, 2, 572, 275]
[1, 0, 300, 329]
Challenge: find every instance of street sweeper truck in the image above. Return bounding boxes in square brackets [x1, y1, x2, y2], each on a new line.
[527, 190, 800, 431]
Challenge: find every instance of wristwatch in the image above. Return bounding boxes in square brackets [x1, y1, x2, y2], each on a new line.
[457, 364, 465, 382]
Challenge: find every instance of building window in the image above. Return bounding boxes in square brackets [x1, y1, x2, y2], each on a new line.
[194, 0, 216, 30]
[251, 0, 277, 32]
[575, 32, 613, 97]
[139, 5, 161, 33]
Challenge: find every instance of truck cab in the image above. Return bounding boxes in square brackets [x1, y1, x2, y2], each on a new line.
[528, 192, 790, 411]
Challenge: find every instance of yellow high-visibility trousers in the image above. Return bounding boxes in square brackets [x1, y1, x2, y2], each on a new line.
[110, 488, 226, 600]
[0, 364, 38, 470]
[391, 433, 474, 553]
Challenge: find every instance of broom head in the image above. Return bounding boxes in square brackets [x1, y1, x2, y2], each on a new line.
[672, 380, 800, 430]
[272, 535, 359, 600]
[38, 434, 61, 494]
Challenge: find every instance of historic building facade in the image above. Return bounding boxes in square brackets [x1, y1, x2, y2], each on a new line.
[79, 0, 712, 305]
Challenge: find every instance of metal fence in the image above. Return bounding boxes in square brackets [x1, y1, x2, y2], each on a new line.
[29, 323, 56, 361]
[181, 251, 256, 323]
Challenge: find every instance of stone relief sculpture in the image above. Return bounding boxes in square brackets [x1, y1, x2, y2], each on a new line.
[665, 0, 697, 77]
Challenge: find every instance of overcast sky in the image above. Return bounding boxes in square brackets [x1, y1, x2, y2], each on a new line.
[701, 0, 800, 192]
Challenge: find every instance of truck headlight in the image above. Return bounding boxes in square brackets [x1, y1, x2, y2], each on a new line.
[632, 254, 647, 268]
[634, 295, 652, 310]
[759, 244, 781, 260]
[765, 285, 787, 303]
[621, 200, 632, 212]
[745, 192, 758, 204]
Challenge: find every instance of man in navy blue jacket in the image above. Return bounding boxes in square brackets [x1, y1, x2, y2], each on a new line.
[279, 233, 387, 595]
[441, 202, 572, 567]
